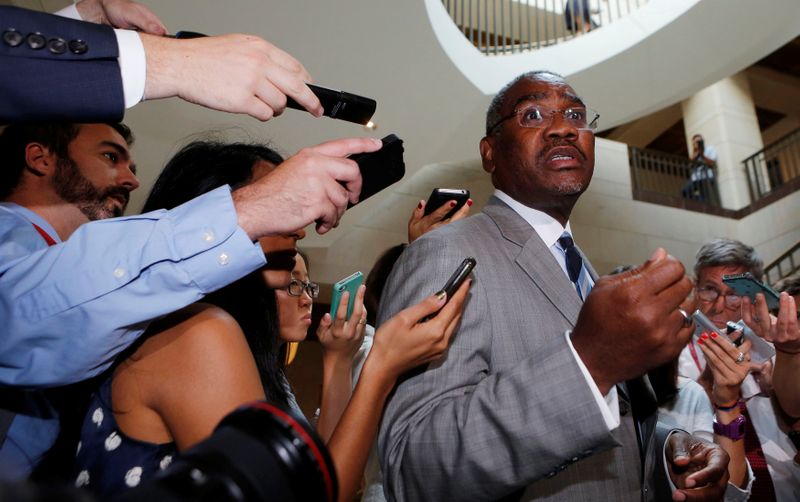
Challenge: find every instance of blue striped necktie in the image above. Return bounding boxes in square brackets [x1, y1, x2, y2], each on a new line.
[558, 232, 592, 301]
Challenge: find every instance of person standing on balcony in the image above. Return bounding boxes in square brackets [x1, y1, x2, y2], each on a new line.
[564, 0, 593, 34]
[682, 134, 720, 205]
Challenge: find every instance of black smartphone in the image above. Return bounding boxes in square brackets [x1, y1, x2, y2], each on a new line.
[421, 257, 476, 322]
[722, 272, 781, 310]
[424, 188, 470, 220]
[286, 84, 376, 125]
[347, 134, 405, 208]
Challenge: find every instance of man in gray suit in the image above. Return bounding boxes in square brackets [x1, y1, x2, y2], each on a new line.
[377, 71, 729, 501]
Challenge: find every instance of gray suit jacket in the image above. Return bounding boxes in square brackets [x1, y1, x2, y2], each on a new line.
[377, 197, 668, 501]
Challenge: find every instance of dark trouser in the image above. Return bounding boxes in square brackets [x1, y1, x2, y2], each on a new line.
[681, 177, 719, 206]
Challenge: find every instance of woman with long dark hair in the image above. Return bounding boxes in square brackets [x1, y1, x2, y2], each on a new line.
[72, 140, 470, 501]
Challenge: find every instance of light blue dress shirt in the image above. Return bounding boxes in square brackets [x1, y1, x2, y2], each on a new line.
[0, 185, 266, 478]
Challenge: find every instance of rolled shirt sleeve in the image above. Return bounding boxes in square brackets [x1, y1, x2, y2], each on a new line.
[0, 186, 265, 387]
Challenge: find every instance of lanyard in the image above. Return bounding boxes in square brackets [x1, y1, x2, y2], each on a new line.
[31, 223, 56, 247]
[687, 340, 703, 373]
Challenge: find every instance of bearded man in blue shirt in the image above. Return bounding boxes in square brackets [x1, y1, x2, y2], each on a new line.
[0, 122, 379, 478]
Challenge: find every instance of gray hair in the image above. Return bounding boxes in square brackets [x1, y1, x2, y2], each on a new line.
[485, 70, 565, 135]
[694, 238, 764, 281]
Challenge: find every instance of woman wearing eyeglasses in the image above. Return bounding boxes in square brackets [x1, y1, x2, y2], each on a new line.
[274, 250, 369, 443]
[72, 140, 470, 501]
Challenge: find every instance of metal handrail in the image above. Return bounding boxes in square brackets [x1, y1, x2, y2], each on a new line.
[442, 0, 649, 55]
[628, 146, 722, 209]
[764, 241, 800, 286]
[741, 127, 800, 203]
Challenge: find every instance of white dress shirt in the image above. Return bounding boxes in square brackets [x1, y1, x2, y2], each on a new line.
[494, 189, 620, 431]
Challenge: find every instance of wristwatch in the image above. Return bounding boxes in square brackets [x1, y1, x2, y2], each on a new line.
[713, 414, 747, 441]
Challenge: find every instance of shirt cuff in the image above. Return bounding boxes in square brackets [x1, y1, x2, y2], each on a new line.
[565, 330, 620, 430]
[113, 30, 147, 108]
[54, 4, 81, 20]
[171, 186, 266, 293]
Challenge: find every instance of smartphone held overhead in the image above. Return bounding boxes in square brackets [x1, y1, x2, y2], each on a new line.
[347, 134, 405, 208]
[286, 84, 377, 126]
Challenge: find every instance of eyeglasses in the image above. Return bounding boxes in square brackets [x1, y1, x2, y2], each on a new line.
[286, 279, 320, 299]
[487, 105, 600, 134]
[696, 287, 741, 309]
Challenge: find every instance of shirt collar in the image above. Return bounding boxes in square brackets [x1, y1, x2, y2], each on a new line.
[0, 202, 62, 244]
[493, 189, 571, 248]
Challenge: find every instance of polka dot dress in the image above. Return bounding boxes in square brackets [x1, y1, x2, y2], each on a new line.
[73, 377, 176, 498]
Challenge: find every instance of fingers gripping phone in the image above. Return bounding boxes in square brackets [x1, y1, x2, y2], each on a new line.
[347, 134, 405, 208]
[286, 84, 377, 125]
[424, 188, 470, 220]
[692, 310, 776, 365]
[421, 257, 476, 322]
[722, 272, 781, 311]
[330, 271, 364, 321]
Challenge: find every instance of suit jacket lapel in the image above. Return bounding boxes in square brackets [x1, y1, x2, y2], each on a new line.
[483, 197, 583, 324]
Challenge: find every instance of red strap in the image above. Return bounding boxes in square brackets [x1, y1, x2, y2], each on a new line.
[31, 223, 56, 246]
[688, 340, 703, 373]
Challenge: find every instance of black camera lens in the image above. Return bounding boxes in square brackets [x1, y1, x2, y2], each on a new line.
[115, 402, 337, 502]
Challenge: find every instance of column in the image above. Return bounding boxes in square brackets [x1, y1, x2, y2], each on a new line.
[681, 72, 764, 209]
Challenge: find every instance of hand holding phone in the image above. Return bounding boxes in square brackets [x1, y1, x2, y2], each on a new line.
[722, 272, 781, 310]
[693, 310, 775, 364]
[286, 84, 377, 125]
[424, 189, 471, 220]
[330, 271, 364, 321]
[347, 134, 405, 208]
[421, 257, 476, 322]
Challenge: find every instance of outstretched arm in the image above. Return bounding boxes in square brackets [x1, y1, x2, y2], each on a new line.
[742, 292, 800, 416]
[316, 285, 367, 442]
[326, 282, 470, 502]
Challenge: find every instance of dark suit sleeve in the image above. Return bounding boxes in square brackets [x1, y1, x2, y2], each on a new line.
[0, 6, 124, 122]
[649, 424, 682, 502]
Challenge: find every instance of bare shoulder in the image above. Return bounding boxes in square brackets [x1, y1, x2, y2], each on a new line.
[131, 303, 242, 357]
[120, 303, 256, 396]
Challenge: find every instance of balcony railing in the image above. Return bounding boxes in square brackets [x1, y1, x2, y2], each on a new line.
[628, 146, 722, 212]
[765, 241, 800, 286]
[742, 127, 800, 203]
[442, 0, 649, 55]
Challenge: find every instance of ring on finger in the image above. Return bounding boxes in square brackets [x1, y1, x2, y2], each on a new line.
[677, 308, 693, 329]
[358, 318, 367, 325]
[735, 351, 746, 364]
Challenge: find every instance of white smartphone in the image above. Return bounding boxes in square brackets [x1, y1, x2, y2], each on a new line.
[692, 310, 775, 364]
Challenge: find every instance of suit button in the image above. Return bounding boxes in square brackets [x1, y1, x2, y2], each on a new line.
[68, 39, 88, 54]
[2, 29, 23, 47]
[47, 37, 66, 54]
[619, 400, 630, 416]
[26, 32, 46, 50]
